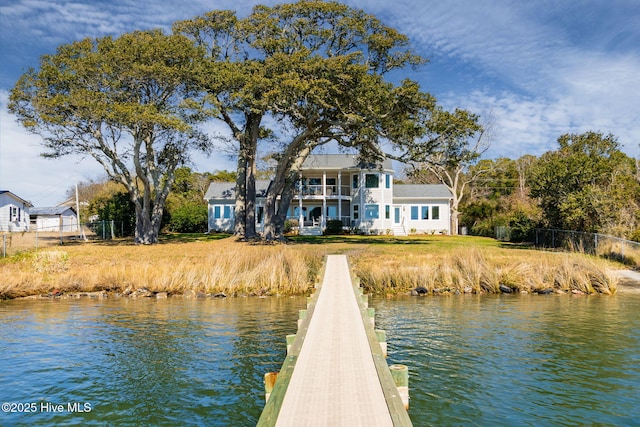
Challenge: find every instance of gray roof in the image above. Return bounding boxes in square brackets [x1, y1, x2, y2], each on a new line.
[302, 154, 393, 171]
[0, 190, 34, 207]
[30, 206, 76, 215]
[204, 180, 271, 200]
[393, 184, 453, 199]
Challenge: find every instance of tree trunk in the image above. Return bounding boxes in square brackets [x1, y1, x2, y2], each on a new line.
[274, 175, 297, 238]
[233, 113, 260, 240]
[234, 149, 247, 238]
[262, 182, 282, 241]
[245, 139, 257, 239]
[263, 140, 316, 241]
[133, 198, 158, 244]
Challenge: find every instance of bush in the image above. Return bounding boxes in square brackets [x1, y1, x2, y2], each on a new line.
[167, 202, 208, 233]
[284, 219, 299, 234]
[324, 220, 343, 235]
[509, 211, 536, 242]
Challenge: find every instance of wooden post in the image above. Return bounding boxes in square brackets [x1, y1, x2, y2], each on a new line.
[264, 372, 278, 403]
[367, 307, 375, 327]
[389, 364, 409, 409]
[361, 293, 368, 308]
[375, 329, 387, 357]
[298, 309, 307, 329]
[286, 334, 296, 355]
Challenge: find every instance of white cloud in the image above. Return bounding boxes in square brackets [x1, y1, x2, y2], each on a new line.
[0, 90, 106, 205]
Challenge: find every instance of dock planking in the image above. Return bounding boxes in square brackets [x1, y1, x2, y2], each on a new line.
[257, 255, 412, 427]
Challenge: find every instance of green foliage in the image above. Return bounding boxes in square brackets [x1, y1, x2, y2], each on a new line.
[284, 219, 299, 234]
[90, 191, 136, 237]
[529, 131, 639, 234]
[166, 201, 208, 233]
[629, 229, 640, 243]
[324, 220, 343, 235]
[174, 1, 473, 241]
[508, 210, 537, 243]
[9, 29, 212, 244]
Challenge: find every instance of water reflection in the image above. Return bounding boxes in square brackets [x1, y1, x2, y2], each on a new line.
[1, 294, 639, 426]
[0, 298, 302, 426]
[373, 294, 640, 427]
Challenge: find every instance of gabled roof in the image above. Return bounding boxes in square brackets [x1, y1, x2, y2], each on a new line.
[301, 154, 393, 171]
[393, 184, 453, 199]
[0, 190, 34, 207]
[204, 180, 271, 200]
[30, 206, 77, 216]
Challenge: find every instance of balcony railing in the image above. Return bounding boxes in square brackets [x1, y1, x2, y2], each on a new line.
[296, 185, 352, 197]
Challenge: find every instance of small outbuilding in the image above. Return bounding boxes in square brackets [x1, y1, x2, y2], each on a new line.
[0, 190, 33, 232]
[29, 206, 79, 232]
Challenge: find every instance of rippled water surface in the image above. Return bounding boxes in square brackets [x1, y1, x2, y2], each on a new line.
[0, 297, 301, 426]
[1, 294, 639, 426]
[374, 294, 640, 426]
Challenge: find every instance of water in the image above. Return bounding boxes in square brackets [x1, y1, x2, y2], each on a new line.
[1, 295, 639, 426]
[0, 297, 300, 426]
[374, 294, 640, 426]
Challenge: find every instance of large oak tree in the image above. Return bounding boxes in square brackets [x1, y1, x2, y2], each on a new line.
[177, 1, 476, 240]
[9, 30, 211, 244]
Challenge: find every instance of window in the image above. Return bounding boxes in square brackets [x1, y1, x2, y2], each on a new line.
[411, 206, 419, 220]
[365, 204, 379, 219]
[353, 204, 359, 220]
[223, 205, 233, 219]
[421, 206, 429, 220]
[352, 174, 359, 189]
[432, 206, 440, 220]
[214, 206, 221, 219]
[385, 174, 391, 189]
[385, 205, 390, 219]
[365, 174, 379, 188]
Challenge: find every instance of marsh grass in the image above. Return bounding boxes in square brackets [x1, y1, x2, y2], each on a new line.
[0, 238, 323, 299]
[350, 237, 618, 295]
[0, 234, 618, 299]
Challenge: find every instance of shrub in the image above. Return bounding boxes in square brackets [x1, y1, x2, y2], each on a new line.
[167, 202, 208, 233]
[324, 220, 343, 235]
[509, 211, 536, 242]
[284, 219, 299, 234]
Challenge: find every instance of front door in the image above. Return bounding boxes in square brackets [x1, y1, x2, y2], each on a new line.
[393, 206, 401, 225]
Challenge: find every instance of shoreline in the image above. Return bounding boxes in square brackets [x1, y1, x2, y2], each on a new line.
[1, 235, 628, 301]
[11, 269, 639, 302]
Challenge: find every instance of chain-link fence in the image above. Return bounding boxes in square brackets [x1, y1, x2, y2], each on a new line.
[2, 221, 129, 257]
[534, 228, 640, 266]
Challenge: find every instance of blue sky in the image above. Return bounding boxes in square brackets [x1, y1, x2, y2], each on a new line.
[1, 0, 639, 206]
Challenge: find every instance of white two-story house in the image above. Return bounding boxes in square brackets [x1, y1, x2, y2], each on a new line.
[204, 154, 453, 236]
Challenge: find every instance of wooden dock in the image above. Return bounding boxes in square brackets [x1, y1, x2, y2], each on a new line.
[257, 255, 412, 427]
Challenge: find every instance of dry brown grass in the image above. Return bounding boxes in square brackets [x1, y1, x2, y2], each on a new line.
[0, 238, 324, 299]
[0, 234, 619, 300]
[351, 243, 618, 296]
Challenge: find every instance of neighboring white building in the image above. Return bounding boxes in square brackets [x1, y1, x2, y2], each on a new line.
[204, 154, 453, 236]
[0, 191, 33, 232]
[29, 206, 79, 232]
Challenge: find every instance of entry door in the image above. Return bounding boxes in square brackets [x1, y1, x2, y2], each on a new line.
[393, 206, 401, 224]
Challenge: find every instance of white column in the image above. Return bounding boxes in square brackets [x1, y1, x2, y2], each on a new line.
[322, 170, 327, 228]
[337, 171, 342, 222]
[298, 174, 304, 229]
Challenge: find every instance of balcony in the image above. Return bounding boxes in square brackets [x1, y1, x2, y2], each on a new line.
[295, 185, 352, 199]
